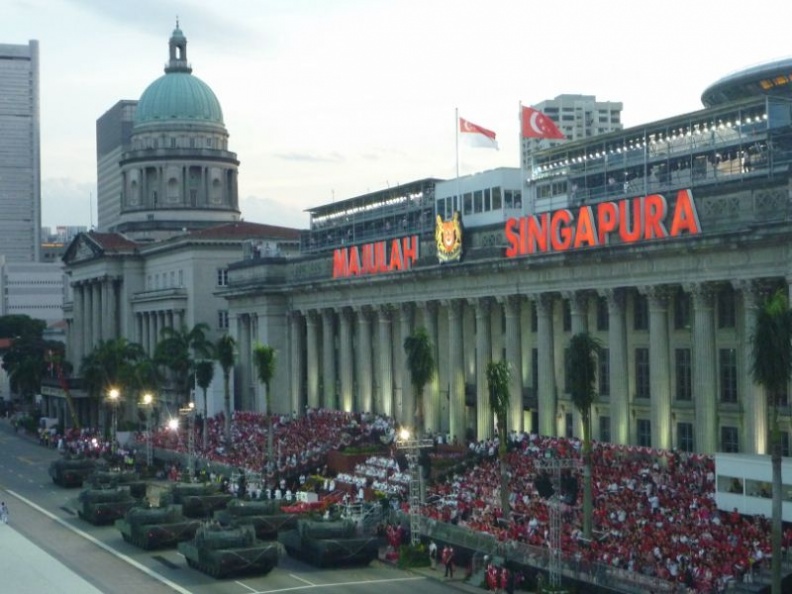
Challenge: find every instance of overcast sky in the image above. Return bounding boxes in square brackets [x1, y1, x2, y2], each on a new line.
[3, 0, 792, 230]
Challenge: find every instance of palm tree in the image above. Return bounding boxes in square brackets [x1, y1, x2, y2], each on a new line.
[751, 288, 791, 594]
[154, 323, 214, 405]
[195, 359, 214, 452]
[252, 345, 276, 473]
[486, 359, 512, 521]
[80, 338, 147, 436]
[216, 334, 236, 442]
[403, 326, 435, 435]
[568, 331, 601, 540]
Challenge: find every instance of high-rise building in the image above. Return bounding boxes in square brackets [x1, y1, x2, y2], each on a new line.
[520, 94, 623, 171]
[0, 40, 41, 262]
[96, 100, 137, 232]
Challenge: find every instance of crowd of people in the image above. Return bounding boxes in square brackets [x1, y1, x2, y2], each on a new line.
[423, 431, 775, 593]
[40, 407, 783, 593]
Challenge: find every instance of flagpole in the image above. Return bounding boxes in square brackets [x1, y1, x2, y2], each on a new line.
[455, 107, 461, 216]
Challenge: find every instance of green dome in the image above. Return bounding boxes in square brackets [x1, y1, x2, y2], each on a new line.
[135, 72, 224, 126]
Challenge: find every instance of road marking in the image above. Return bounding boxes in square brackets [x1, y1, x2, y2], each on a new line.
[248, 576, 425, 593]
[5, 489, 194, 594]
[289, 574, 315, 586]
[235, 581, 260, 592]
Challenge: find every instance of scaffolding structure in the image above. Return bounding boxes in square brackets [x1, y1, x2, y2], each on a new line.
[396, 434, 434, 545]
[536, 456, 579, 592]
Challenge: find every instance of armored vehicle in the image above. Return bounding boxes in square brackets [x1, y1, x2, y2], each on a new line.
[89, 469, 147, 499]
[171, 483, 233, 518]
[48, 457, 96, 488]
[214, 499, 299, 540]
[278, 518, 380, 567]
[178, 524, 280, 578]
[115, 505, 201, 549]
[76, 486, 137, 525]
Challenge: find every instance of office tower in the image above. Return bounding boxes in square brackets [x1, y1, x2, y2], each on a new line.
[96, 100, 137, 232]
[0, 40, 41, 262]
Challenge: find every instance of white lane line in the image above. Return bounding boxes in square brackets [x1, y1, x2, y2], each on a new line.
[6, 489, 194, 594]
[235, 580, 260, 592]
[249, 576, 425, 594]
[289, 574, 315, 586]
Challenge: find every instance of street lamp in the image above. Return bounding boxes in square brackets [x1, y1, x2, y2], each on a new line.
[141, 392, 154, 469]
[171, 401, 196, 482]
[107, 388, 121, 457]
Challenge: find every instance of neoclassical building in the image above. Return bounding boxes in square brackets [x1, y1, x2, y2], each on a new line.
[54, 25, 300, 426]
[221, 61, 792, 457]
[98, 23, 240, 238]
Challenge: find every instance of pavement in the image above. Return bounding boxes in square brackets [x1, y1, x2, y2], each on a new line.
[0, 522, 105, 594]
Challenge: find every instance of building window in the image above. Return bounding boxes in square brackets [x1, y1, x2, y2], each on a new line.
[563, 348, 571, 393]
[635, 347, 650, 399]
[596, 296, 609, 331]
[717, 287, 736, 329]
[633, 293, 648, 331]
[783, 433, 791, 457]
[178, 270, 184, 287]
[719, 348, 738, 403]
[217, 268, 229, 287]
[599, 348, 610, 397]
[599, 416, 611, 443]
[562, 300, 572, 332]
[637, 419, 651, 447]
[530, 302, 538, 332]
[565, 412, 574, 438]
[218, 310, 229, 329]
[677, 422, 694, 452]
[675, 348, 692, 401]
[674, 289, 691, 329]
[721, 426, 739, 453]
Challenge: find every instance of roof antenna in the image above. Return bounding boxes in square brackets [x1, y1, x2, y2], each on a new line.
[176, 15, 179, 28]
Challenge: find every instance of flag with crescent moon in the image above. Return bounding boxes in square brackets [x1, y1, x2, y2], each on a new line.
[459, 117, 499, 149]
[521, 106, 566, 139]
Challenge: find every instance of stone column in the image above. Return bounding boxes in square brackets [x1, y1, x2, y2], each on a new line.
[502, 295, 523, 433]
[602, 288, 628, 445]
[290, 310, 304, 417]
[689, 283, 717, 454]
[536, 293, 557, 436]
[83, 281, 93, 356]
[239, 314, 253, 411]
[420, 301, 440, 434]
[71, 283, 84, 365]
[737, 280, 766, 454]
[101, 277, 111, 341]
[475, 298, 493, 440]
[92, 282, 101, 346]
[338, 307, 354, 412]
[566, 290, 589, 335]
[446, 299, 465, 444]
[305, 310, 320, 409]
[321, 309, 336, 409]
[356, 306, 373, 414]
[377, 306, 394, 416]
[645, 285, 672, 450]
[398, 303, 415, 427]
[521, 297, 535, 434]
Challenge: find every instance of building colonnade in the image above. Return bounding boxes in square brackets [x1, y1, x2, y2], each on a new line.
[232, 279, 779, 456]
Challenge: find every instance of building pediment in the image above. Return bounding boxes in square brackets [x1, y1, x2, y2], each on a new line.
[63, 233, 103, 264]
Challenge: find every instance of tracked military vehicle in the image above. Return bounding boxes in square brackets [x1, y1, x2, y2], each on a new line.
[178, 523, 280, 578]
[171, 482, 233, 518]
[214, 498, 299, 540]
[115, 504, 201, 549]
[89, 469, 147, 499]
[76, 485, 137, 525]
[278, 517, 380, 567]
[48, 457, 96, 488]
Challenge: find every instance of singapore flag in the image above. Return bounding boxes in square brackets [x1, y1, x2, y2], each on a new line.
[521, 106, 566, 139]
[459, 117, 499, 150]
